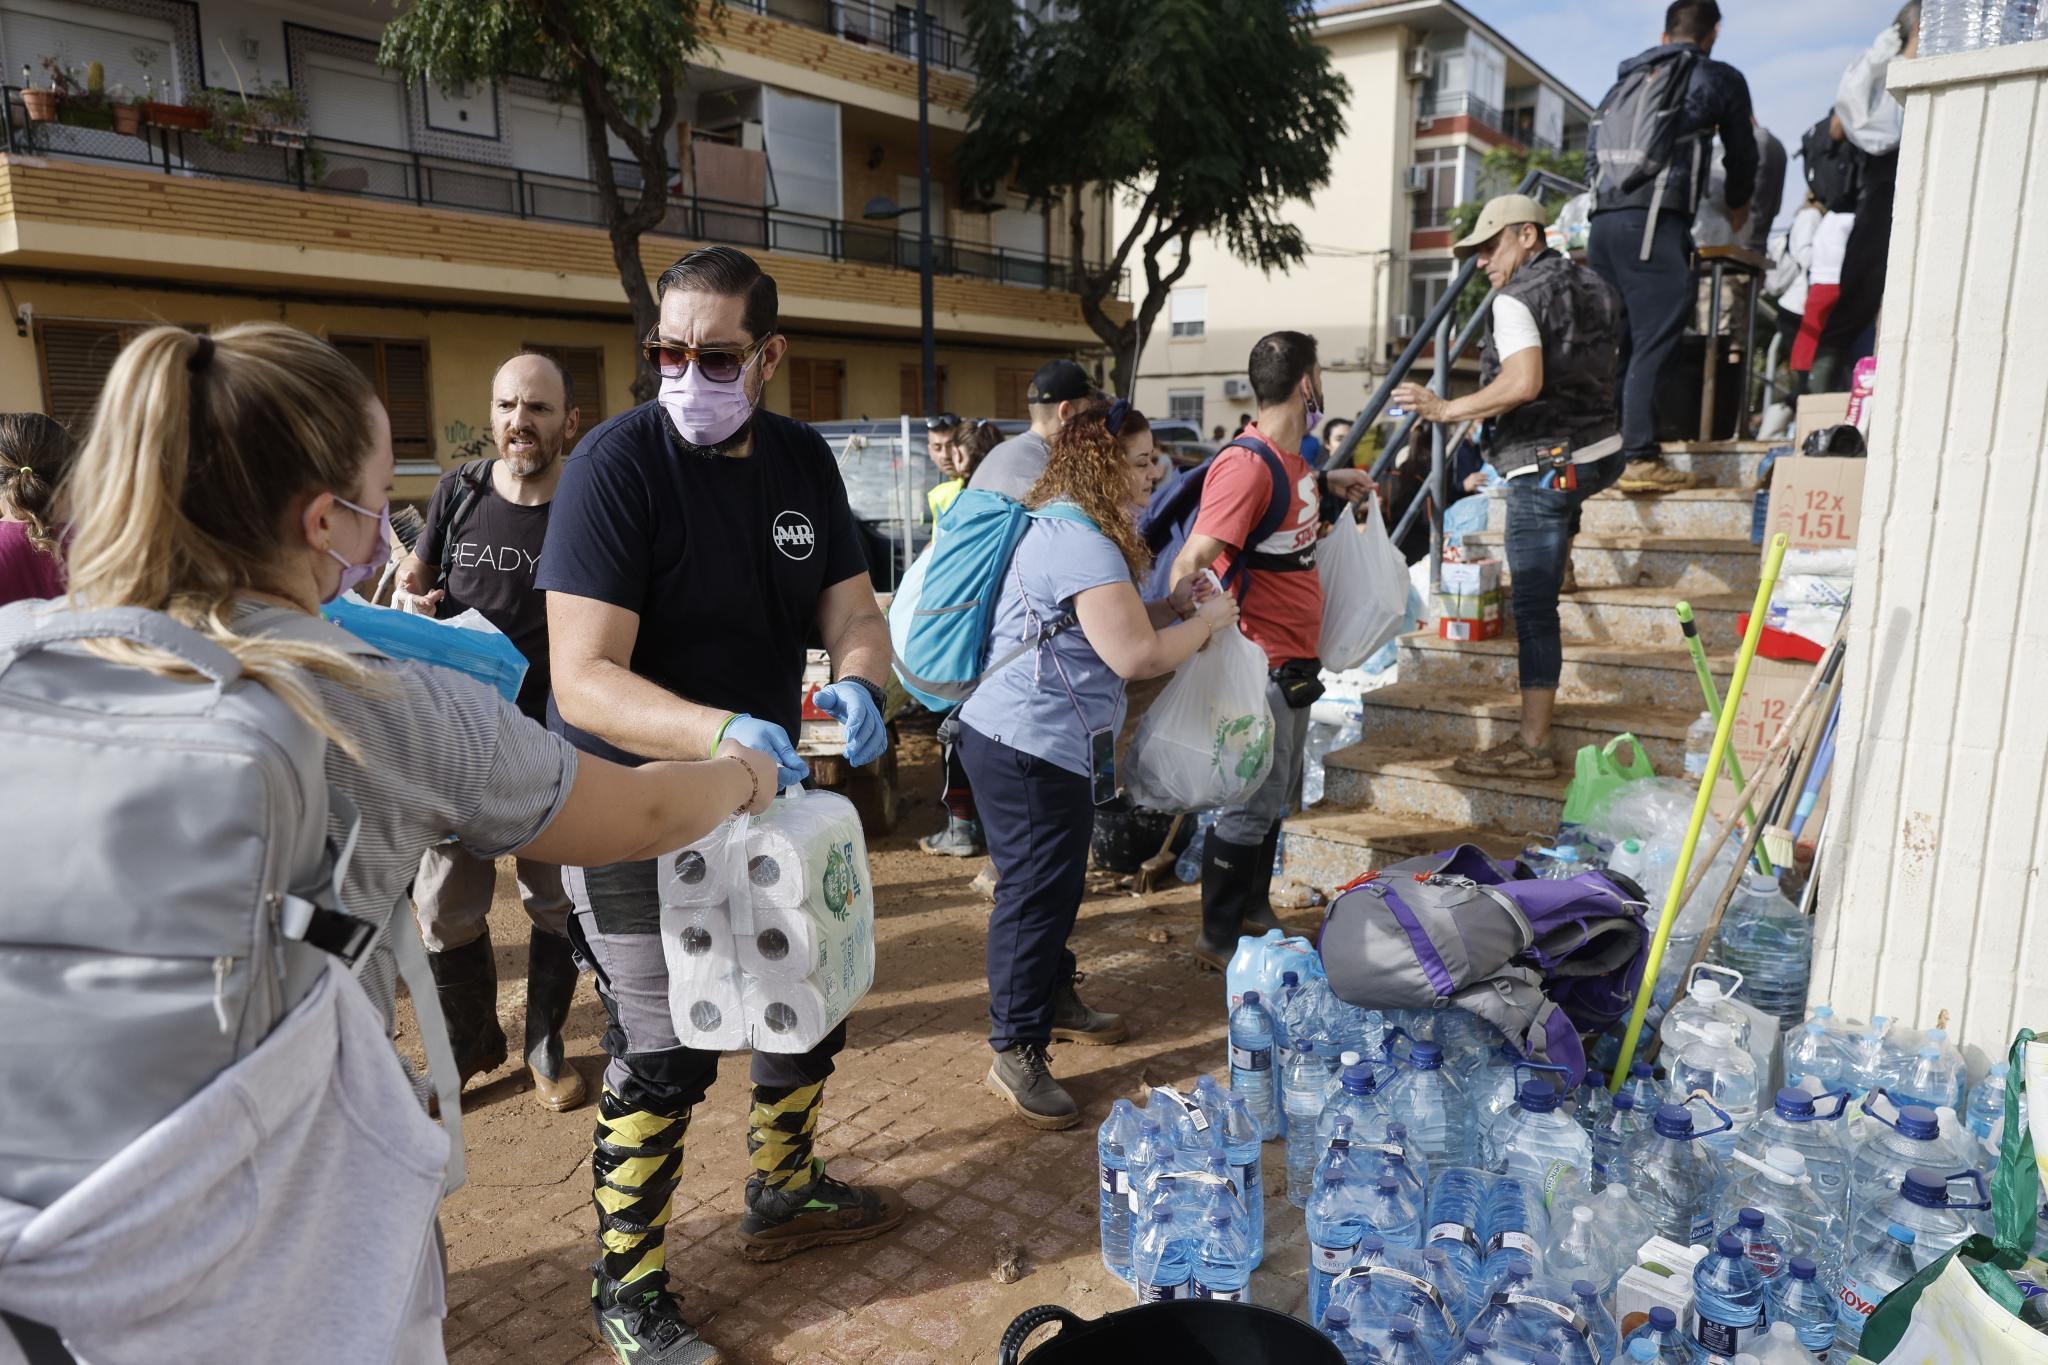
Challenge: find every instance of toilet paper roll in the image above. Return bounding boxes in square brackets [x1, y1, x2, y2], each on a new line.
[659, 904, 745, 1051]
[743, 792, 871, 916]
[734, 901, 818, 983]
[741, 974, 835, 1055]
[661, 818, 742, 909]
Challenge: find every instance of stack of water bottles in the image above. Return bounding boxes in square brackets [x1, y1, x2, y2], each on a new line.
[1921, 0, 2045, 55]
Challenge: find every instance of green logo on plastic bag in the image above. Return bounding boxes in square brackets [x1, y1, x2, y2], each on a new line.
[821, 840, 859, 920]
[1214, 714, 1274, 782]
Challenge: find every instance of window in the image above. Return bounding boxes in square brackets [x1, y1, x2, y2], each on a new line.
[35, 319, 133, 435]
[334, 336, 433, 463]
[520, 343, 606, 449]
[1168, 391, 1205, 427]
[1413, 147, 1464, 231]
[993, 367, 1033, 421]
[1169, 287, 1207, 340]
[899, 364, 949, 417]
[1408, 263, 1455, 327]
[786, 358, 844, 423]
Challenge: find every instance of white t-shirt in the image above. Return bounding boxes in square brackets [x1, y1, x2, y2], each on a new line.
[1811, 212, 1856, 288]
[1491, 294, 1542, 359]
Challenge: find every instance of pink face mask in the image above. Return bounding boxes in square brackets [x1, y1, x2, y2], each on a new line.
[659, 350, 760, 447]
[325, 495, 391, 603]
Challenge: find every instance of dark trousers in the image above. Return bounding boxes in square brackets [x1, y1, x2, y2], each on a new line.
[958, 723, 1093, 1052]
[1814, 150, 1898, 392]
[1504, 452, 1629, 690]
[1588, 207, 1696, 461]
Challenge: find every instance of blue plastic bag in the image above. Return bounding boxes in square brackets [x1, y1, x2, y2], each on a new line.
[322, 593, 528, 703]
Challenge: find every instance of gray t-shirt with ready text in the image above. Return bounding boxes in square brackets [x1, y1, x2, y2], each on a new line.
[967, 429, 1050, 500]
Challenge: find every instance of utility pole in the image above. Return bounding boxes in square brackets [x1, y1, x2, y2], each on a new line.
[916, 0, 936, 415]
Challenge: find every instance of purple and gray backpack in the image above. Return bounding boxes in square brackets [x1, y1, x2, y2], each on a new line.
[1316, 845, 1649, 1086]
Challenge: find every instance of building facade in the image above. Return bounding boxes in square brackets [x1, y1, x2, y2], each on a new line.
[0, 0, 1121, 499]
[1124, 0, 1590, 434]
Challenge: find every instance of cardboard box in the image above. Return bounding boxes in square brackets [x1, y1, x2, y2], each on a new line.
[1439, 558, 1502, 595]
[1615, 1237, 1708, 1339]
[1708, 656, 1829, 831]
[1436, 589, 1503, 622]
[1439, 615, 1504, 642]
[1762, 456, 1864, 558]
[1793, 393, 1851, 450]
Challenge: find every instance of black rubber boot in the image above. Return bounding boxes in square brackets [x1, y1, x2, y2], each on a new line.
[426, 929, 508, 1089]
[1194, 835, 1264, 971]
[524, 928, 588, 1112]
[1243, 822, 1285, 933]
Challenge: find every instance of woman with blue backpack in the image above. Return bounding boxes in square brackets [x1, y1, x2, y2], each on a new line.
[959, 403, 1238, 1129]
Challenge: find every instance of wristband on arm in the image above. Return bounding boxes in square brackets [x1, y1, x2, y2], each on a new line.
[711, 711, 739, 756]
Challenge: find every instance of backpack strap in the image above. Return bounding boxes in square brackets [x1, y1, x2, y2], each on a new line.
[1215, 435, 1305, 594]
[1, 1311, 74, 1365]
[974, 500, 1102, 683]
[432, 458, 497, 590]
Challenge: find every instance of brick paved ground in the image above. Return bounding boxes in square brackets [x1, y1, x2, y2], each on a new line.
[397, 733, 1319, 1364]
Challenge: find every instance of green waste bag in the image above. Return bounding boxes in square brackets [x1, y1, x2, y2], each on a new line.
[1857, 1027, 2044, 1360]
[1559, 733, 1654, 827]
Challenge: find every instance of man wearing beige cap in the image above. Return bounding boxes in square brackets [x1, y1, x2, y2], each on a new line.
[1393, 194, 1623, 779]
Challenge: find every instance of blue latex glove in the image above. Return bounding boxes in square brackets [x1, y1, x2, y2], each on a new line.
[811, 681, 887, 767]
[724, 714, 808, 789]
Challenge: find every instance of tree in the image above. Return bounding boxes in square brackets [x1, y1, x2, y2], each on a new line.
[380, 2, 714, 402]
[956, 0, 1347, 397]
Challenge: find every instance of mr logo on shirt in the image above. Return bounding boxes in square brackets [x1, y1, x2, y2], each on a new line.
[772, 510, 817, 561]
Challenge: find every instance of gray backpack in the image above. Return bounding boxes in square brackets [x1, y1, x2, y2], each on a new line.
[0, 603, 371, 1209]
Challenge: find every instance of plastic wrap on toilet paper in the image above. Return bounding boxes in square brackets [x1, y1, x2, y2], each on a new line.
[658, 904, 747, 1051]
[735, 901, 818, 982]
[661, 825, 737, 909]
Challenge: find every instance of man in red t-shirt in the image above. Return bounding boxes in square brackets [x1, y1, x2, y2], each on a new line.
[1170, 331, 1373, 967]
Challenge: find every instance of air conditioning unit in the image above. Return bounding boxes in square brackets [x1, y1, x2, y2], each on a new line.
[1403, 165, 1430, 194]
[1406, 47, 1436, 82]
[1223, 377, 1253, 400]
[1391, 313, 1418, 341]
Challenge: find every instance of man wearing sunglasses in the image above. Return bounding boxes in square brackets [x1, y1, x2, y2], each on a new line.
[538, 245, 902, 1365]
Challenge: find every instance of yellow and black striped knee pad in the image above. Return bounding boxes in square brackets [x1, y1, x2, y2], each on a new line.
[591, 1087, 690, 1287]
[746, 1080, 823, 1191]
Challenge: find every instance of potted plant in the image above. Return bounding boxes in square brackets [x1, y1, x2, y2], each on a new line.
[53, 59, 114, 130]
[21, 59, 66, 123]
[250, 81, 308, 148]
[141, 77, 211, 132]
[108, 82, 141, 136]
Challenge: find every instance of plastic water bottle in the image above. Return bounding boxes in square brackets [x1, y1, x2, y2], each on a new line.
[1737, 1087, 1853, 1214]
[1472, 1043, 1534, 1140]
[1619, 1059, 1663, 1113]
[1658, 965, 1753, 1057]
[1373, 1123, 1430, 1209]
[1892, 1034, 1966, 1113]
[1848, 1098, 1950, 1243]
[1097, 1099, 1139, 1281]
[1622, 1305, 1691, 1363]
[1722, 1205, 1787, 1281]
[1491, 1076, 1595, 1206]
[1770, 1255, 1840, 1357]
[1872, 1166, 1989, 1268]
[1595, 1182, 1659, 1262]
[1967, 1061, 2028, 1143]
[1575, 1279, 1621, 1364]
[1670, 1021, 1760, 1158]
[1728, 1145, 1847, 1291]
[1692, 1232, 1767, 1361]
[1834, 1222, 1917, 1356]
[1191, 1177, 1254, 1302]
[1920, 0, 2005, 54]
[1285, 1040, 1336, 1207]
[1841, 1018, 1907, 1097]
[1782, 1021, 1844, 1094]
[1542, 845, 1585, 880]
[1480, 1174, 1550, 1279]
[1229, 990, 1281, 1139]
[1426, 1166, 1489, 1280]
[1626, 1103, 1727, 1245]
[1211, 1085, 1266, 1267]
[1749, 1321, 1825, 1363]
[1544, 1204, 1619, 1288]
[1378, 1317, 1438, 1364]
[1176, 810, 1216, 883]
[1318, 1301, 1368, 1362]
[1592, 1090, 1651, 1191]
[1432, 1005, 1505, 1078]
[1361, 1171, 1424, 1249]
[1320, 1060, 1397, 1151]
[1133, 1199, 1192, 1302]
[1386, 1039, 1476, 1172]
[1308, 1137, 1370, 1326]
[1685, 711, 1715, 778]
[1127, 1116, 1179, 1221]
[1715, 873, 1813, 1029]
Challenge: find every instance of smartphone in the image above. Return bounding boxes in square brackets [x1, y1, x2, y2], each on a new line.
[1088, 727, 1118, 807]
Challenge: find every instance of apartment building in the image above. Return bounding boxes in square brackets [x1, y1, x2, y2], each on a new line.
[1127, 0, 1590, 434]
[0, 0, 1119, 498]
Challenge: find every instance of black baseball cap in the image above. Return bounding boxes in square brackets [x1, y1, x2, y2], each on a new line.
[1026, 359, 1096, 406]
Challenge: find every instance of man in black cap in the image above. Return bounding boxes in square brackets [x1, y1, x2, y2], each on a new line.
[967, 359, 1097, 499]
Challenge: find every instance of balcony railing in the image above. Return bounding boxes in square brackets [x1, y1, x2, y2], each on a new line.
[734, 0, 974, 74]
[1412, 203, 1457, 232]
[1, 91, 1121, 298]
[1416, 91, 1505, 138]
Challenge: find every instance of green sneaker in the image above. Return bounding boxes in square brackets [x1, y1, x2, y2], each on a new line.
[590, 1273, 722, 1365]
[735, 1159, 905, 1263]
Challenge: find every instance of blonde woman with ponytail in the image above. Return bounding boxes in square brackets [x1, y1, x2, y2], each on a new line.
[0, 411, 76, 605]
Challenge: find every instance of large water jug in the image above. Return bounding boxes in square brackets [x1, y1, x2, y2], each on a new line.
[1097, 1098, 1140, 1281]
[1966, 1060, 2025, 1143]
[1308, 1136, 1373, 1326]
[1479, 1175, 1551, 1279]
[1736, 1087, 1852, 1214]
[1848, 1096, 1951, 1243]
[1781, 1020, 1844, 1093]
[1225, 928, 1318, 1014]
[1768, 1254, 1838, 1357]
[1320, 1059, 1398, 1150]
[1592, 1181, 1659, 1262]
[1749, 1320, 1825, 1364]
[1472, 1043, 1536, 1140]
[1430, 1005, 1505, 1078]
[1714, 873, 1812, 1029]
[1592, 1090, 1652, 1191]
[1868, 1166, 1990, 1268]
[1543, 1203, 1622, 1290]
[1691, 1232, 1767, 1361]
[1834, 1222, 1918, 1356]
[1386, 1039, 1476, 1172]
[1228, 990, 1282, 1139]
[1490, 1075, 1596, 1205]
[1285, 1039, 1340, 1206]
[1625, 1101, 1731, 1245]
[1841, 1017, 1908, 1097]
[1669, 1021, 1760, 1159]
[1621, 1305, 1691, 1363]
[1727, 1145, 1847, 1290]
[1657, 964, 1753, 1057]
[1190, 1173, 1255, 1302]
[1892, 1030, 1967, 1112]
[1133, 1198, 1192, 1302]
[1361, 1172, 1424, 1249]
[1426, 1165, 1489, 1281]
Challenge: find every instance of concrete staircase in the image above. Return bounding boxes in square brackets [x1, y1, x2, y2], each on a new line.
[1284, 442, 1771, 894]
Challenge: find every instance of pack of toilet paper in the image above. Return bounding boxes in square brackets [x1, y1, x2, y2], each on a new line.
[656, 788, 876, 1054]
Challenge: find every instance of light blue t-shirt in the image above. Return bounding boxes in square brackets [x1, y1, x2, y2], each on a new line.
[959, 517, 1137, 777]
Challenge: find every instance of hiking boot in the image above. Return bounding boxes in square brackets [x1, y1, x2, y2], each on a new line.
[425, 931, 507, 1090]
[970, 861, 999, 901]
[1193, 834, 1263, 971]
[1050, 972, 1127, 1045]
[737, 1159, 906, 1262]
[1453, 738, 1558, 779]
[523, 928, 587, 1113]
[1617, 459, 1699, 493]
[986, 1043, 1080, 1129]
[590, 1272, 722, 1365]
[919, 815, 985, 858]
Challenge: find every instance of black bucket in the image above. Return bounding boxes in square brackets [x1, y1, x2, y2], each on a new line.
[1089, 799, 1192, 874]
[998, 1302, 1343, 1365]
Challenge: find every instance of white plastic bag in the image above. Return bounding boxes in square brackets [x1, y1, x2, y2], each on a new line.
[1316, 496, 1410, 671]
[1124, 624, 1276, 812]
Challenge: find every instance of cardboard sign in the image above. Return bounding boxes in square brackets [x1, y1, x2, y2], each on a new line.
[1763, 456, 1864, 557]
[1709, 656, 1827, 829]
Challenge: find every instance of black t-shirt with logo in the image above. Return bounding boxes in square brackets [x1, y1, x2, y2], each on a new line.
[416, 461, 553, 721]
[535, 402, 868, 764]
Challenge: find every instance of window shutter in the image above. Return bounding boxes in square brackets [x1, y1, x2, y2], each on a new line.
[993, 367, 1032, 421]
[788, 359, 815, 422]
[35, 321, 130, 436]
[899, 364, 947, 416]
[521, 344, 606, 448]
[787, 359, 842, 423]
[381, 342, 433, 460]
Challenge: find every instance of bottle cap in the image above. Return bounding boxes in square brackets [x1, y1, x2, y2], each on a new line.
[1776, 1086, 1816, 1118]
[1613, 1091, 1635, 1111]
[1504, 1253, 1534, 1278]
[1765, 1145, 1808, 1179]
[1631, 1060, 1654, 1079]
[1789, 1255, 1818, 1280]
[1887, 1221, 1918, 1244]
[1411, 1040, 1444, 1069]
[1464, 1328, 1494, 1348]
[1716, 1232, 1744, 1258]
[1629, 1343, 1658, 1361]
[1360, 1233, 1386, 1254]
[1990, 1062, 2010, 1078]
[1621, 838, 1642, 853]
[1242, 989, 1260, 1006]
[1516, 1076, 1560, 1111]
[1649, 1305, 1677, 1330]
[1340, 1050, 1362, 1067]
[1324, 1304, 1351, 1328]
[1897, 1105, 1940, 1140]
[1150, 1203, 1175, 1222]
[1918, 1044, 1940, 1058]
[1573, 1206, 1593, 1225]
[1376, 1174, 1401, 1194]
[1698, 1020, 1737, 1046]
[1572, 1277, 1598, 1299]
[1901, 1167, 1949, 1206]
[1390, 1319, 1416, 1341]
[1282, 971, 1299, 987]
[1342, 1062, 1373, 1094]
[1738, 1207, 1764, 1229]
[1653, 1103, 1695, 1139]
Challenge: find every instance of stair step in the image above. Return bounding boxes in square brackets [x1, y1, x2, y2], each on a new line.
[1533, 587, 1749, 651]
[1321, 742, 1569, 834]
[1576, 486, 1758, 539]
[1395, 630, 1735, 708]
[1459, 532, 1762, 593]
[1652, 440, 1777, 489]
[1359, 682, 1699, 772]
[1282, 807, 1526, 896]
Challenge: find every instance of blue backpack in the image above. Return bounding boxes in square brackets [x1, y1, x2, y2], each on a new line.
[1138, 435, 1296, 601]
[889, 490, 1097, 712]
